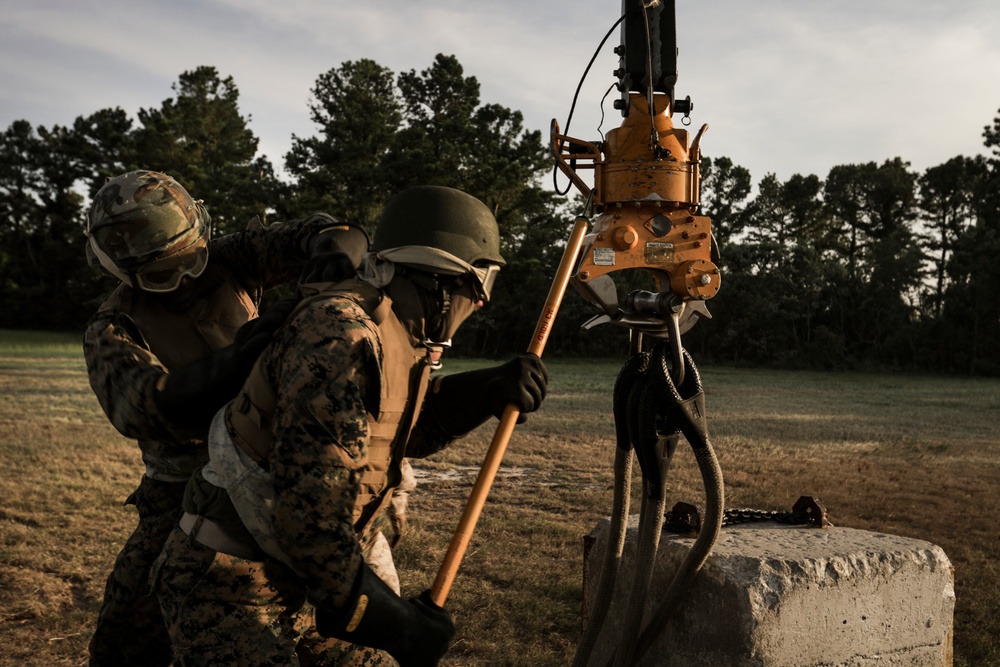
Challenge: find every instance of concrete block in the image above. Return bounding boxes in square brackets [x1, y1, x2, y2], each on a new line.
[582, 517, 954, 666]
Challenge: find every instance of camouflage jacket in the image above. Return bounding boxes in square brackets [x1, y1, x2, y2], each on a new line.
[255, 282, 454, 609]
[83, 215, 335, 482]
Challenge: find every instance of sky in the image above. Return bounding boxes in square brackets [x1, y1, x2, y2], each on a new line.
[2, 0, 999, 191]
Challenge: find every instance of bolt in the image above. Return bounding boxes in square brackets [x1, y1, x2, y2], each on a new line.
[580, 271, 590, 280]
[700, 275, 712, 286]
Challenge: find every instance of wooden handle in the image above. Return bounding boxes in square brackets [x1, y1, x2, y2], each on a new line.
[430, 217, 590, 606]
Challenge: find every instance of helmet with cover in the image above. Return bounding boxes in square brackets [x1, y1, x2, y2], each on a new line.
[370, 185, 505, 303]
[366, 185, 505, 346]
[86, 170, 210, 293]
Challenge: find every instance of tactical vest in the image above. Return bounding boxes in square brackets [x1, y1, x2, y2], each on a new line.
[101, 263, 257, 369]
[224, 280, 429, 549]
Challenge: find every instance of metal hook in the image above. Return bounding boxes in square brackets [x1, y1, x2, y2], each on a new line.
[665, 304, 685, 386]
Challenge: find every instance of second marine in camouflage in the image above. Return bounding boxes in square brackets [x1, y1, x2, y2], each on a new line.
[83, 170, 368, 666]
[153, 185, 550, 666]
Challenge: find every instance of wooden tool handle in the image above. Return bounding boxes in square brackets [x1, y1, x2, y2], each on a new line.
[430, 217, 590, 606]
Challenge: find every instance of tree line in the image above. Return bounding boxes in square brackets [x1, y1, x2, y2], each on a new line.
[2, 55, 999, 374]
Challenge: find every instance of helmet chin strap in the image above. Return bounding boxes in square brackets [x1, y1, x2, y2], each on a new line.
[427, 286, 478, 345]
[426, 282, 452, 342]
[386, 268, 478, 346]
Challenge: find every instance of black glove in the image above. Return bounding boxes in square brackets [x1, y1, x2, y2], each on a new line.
[300, 223, 370, 285]
[315, 564, 454, 667]
[428, 353, 548, 436]
[153, 298, 298, 430]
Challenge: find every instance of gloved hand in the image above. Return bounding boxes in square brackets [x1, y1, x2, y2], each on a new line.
[316, 564, 454, 667]
[153, 297, 298, 430]
[300, 223, 370, 285]
[428, 353, 549, 436]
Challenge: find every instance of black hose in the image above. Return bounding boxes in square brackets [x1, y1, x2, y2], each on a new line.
[608, 365, 670, 667]
[577, 342, 724, 667]
[572, 352, 648, 667]
[626, 347, 725, 665]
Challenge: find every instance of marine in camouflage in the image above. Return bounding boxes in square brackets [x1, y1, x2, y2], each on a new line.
[85, 208, 341, 667]
[88, 476, 186, 666]
[83, 213, 338, 482]
[153, 185, 515, 665]
[154, 279, 455, 665]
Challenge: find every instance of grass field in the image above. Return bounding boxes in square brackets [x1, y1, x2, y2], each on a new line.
[0, 329, 997, 666]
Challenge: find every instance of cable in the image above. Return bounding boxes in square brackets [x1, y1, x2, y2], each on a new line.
[552, 5, 644, 196]
[597, 83, 617, 143]
[641, 1, 658, 149]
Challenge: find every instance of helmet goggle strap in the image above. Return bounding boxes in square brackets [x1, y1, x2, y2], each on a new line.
[85, 208, 210, 292]
[133, 242, 209, 292]
[396, 267, 455, 323]
[373, 246, 501, 303]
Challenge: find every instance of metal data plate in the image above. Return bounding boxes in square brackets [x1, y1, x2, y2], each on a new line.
[645, 242, 674, 265]
[592, 247, 616, 266]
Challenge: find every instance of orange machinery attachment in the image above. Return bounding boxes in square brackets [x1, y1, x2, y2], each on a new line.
[552, 90, 719, 337]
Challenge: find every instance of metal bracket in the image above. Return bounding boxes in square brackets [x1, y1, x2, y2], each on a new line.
[665, 501, 703, 535]
[791, 495, 831, 528]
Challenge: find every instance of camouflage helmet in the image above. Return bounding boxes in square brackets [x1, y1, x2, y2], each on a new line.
[372, 186, 506, 267]
[86, 170, 211, 292]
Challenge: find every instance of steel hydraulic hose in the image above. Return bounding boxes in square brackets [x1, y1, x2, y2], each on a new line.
[608, 342, 683, 667]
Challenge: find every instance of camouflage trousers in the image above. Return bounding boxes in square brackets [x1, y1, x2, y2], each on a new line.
[387, 458, 416, 548]
[89, 475, 186, 667]
[152, 526, 399, 667]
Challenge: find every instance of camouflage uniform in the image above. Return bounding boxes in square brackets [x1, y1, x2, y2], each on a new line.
[388, 458, 416, 547]
[84, 215, 334, 667]
[153, 279, 456, 667]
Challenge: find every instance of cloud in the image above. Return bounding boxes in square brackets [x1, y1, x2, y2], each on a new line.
[1, 0, 998, 185]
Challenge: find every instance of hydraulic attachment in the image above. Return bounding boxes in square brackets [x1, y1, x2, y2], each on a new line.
[555, 3, 727, 666]
[552, 0, 720, 342]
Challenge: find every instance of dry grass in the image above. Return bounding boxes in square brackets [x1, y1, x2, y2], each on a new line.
[1, 333, 997, 666]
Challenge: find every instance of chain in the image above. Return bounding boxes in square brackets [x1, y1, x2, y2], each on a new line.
[721, 508, 801, 526]
[662, 500, 827, 534]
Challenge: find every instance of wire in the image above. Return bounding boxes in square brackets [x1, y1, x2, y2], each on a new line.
[641, 1, 658, 149]
[552, 5, 644, 196]
[597, 83, 618, 143]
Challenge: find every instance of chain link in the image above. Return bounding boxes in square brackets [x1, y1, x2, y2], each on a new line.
[662, 507, 810, 534]
[722, 508, 801, 526]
